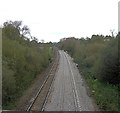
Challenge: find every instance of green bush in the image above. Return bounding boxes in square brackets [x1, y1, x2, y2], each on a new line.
[2, 66, 16, 107]
[94, 38, 119, 85]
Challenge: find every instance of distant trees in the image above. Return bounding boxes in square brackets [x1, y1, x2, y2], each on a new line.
[41, 39, 44, 43]
[2, 20, 54, 109]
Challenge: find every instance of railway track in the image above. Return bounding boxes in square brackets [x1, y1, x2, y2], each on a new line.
[26, 49, 59, 111]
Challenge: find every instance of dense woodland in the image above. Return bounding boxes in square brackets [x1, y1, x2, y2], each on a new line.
[57, 34, 120, 111]
[2, 21, 54, 109]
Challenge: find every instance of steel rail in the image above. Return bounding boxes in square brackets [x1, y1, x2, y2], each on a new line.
[41, 53, 59, 111]
[26, 50, 59, 111]
[64, 51, 82, 111]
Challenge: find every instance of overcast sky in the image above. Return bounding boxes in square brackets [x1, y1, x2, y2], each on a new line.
[0, 0, 119, 42]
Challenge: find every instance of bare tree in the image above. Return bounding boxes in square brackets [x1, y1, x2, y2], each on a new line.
[110, 29, 115, 37]
[41, 39, 44, 43]
[21, 25, 30, 36]
[12, 21, 22, 31]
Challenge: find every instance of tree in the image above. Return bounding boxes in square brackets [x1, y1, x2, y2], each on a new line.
[94, 38, 119, 85]
[2, 24, 20, 40]
[110, 29, 115, 37]
[21, 25, 30, 36]
[41, 39, 44, 43]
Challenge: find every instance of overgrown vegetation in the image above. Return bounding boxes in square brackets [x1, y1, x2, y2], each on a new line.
[2, 21, 54, 109]
[58, 34, 119, 111]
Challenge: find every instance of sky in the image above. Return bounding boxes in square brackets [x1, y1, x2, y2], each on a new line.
[0, 0, 119, 42]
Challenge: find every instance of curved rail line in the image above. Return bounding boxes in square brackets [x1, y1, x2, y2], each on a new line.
[26, 49, 59, 111]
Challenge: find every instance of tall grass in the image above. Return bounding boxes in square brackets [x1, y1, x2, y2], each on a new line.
[85, 75, 119, 111]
